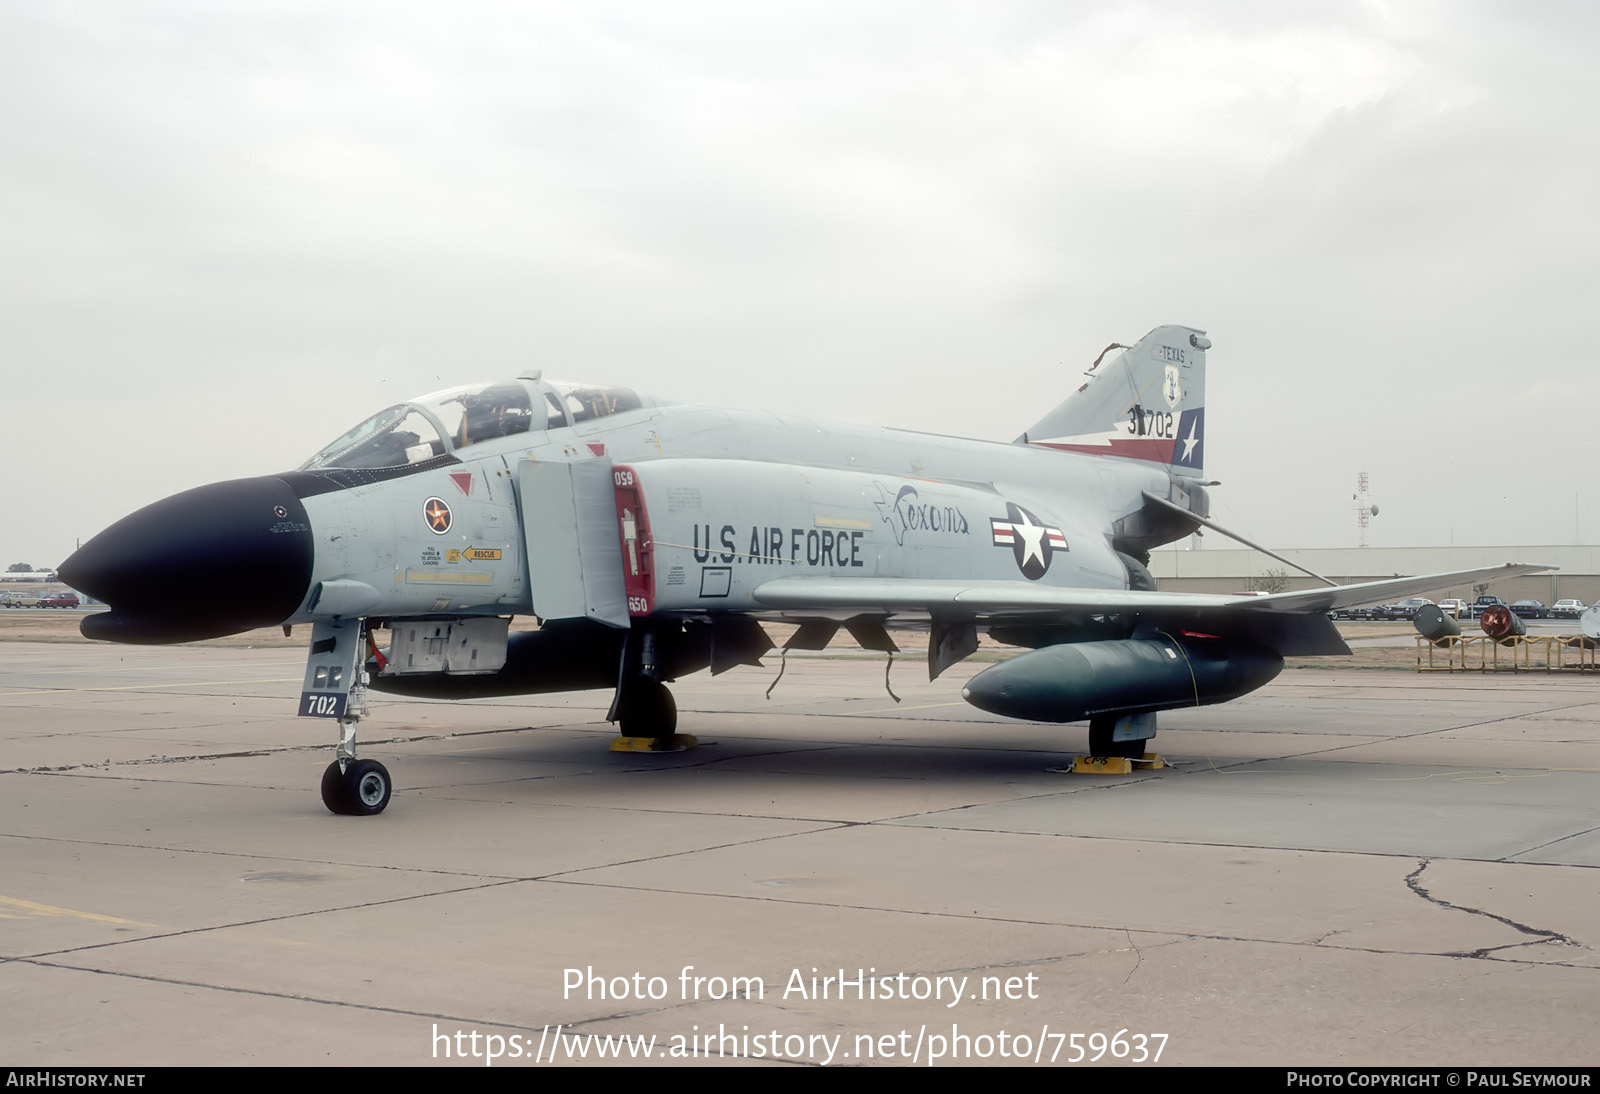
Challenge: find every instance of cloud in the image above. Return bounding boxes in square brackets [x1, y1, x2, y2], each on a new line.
[2, 1, 1596, 562]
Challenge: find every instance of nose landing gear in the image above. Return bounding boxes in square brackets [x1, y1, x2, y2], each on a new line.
[301, 619, 394, 815]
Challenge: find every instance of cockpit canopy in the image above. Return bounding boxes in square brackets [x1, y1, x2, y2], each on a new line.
[300, 378, 649, 471]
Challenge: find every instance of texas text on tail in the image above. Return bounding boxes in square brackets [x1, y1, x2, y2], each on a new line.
[60, 325, 1548, 814]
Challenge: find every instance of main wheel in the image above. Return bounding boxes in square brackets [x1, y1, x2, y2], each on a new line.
[1088, 715, 1148, 759]
[618, 678, 677, 739]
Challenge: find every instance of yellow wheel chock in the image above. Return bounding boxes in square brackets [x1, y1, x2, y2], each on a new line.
[609, 734, 699, 753]
[1070, 753, 1165, 774]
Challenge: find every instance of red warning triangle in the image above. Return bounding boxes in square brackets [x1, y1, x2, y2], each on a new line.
[449, 471, 474, 496]
[586, 442, 607, 457]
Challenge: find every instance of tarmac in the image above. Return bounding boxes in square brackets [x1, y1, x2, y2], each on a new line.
[1, 638, 1597, 1067]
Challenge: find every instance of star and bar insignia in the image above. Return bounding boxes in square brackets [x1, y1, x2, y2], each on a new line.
[990, 502, 1067, 580]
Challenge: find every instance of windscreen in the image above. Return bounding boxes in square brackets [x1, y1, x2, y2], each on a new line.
[300, 406, 447, 470]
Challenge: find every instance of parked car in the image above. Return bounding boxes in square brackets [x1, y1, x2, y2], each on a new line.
[1510, 600, 1548, 619]
[1552, 599, 1587, 619]
[0, 591, 50, 608]
[1329, 606, 1377, 621]
[1391, 598, 1433, 619]
[1468, 596, 1508, 619]
[1368, 598, 1432, 621]
[1437, 598, 1469, 618]
[35, 591, 80, 609]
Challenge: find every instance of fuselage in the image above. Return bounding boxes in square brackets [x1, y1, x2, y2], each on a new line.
[61, 376, 1179, 642]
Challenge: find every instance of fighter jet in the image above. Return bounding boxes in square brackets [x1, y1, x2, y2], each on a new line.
[59, 325, 1548, 815]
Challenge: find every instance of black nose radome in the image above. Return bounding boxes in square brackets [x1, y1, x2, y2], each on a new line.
[60, 476, 314, 644]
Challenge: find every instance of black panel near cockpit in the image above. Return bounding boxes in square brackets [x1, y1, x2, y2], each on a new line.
[277, 455, 462, 498]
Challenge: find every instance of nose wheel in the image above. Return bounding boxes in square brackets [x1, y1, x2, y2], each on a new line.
[321, 758, 393, 816]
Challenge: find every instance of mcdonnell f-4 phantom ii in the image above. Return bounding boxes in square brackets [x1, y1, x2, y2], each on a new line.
[59, 325, 1547, 815]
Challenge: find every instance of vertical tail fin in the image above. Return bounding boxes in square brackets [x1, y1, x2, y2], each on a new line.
[1018, 324, 1209, 480]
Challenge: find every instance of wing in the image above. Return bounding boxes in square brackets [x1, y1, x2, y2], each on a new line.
[753, 563, 1554, 657]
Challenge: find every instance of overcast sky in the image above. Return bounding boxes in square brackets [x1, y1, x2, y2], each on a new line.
[4, 1, 1596, 569]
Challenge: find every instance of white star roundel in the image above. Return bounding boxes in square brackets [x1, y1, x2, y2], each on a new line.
[990, 502, 1067, 580]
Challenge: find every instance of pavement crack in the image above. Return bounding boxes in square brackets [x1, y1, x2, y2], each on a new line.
[1508, 823, 1600, 860]
[1268, 702, 1593, 764]
[539, 822, 853, 880]
[1404, 858, 1583, 959]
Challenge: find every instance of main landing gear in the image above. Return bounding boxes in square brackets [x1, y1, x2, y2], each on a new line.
[609, 673, 695, 752]
[300, 618, 395, 815]
[607, 628, 695, 753]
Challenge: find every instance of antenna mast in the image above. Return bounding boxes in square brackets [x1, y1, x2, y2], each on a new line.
[1353, 472, 1379, 548]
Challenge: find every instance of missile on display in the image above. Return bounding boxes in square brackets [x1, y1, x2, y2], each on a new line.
[1413, 604, 1462, 646]
[1479, 603, 1526, 642]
